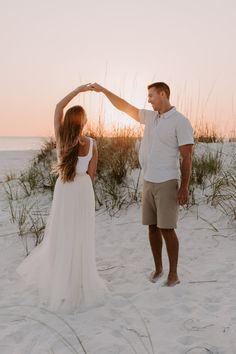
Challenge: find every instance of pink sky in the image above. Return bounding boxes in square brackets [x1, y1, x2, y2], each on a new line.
[1, 0, 236, 137]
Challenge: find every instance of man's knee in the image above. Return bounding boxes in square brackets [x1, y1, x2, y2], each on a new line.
[148, 224, 157, 232]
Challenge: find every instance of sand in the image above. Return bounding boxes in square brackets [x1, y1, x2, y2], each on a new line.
[0, 144, 235, 354]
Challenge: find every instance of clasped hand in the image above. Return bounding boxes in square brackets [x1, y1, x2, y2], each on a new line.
[79, 83, 102, 92]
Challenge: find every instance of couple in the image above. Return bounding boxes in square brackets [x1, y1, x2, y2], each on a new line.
[17, 82, 194, 313]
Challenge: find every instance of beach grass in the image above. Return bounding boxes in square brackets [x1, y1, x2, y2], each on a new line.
[2, 124, 236, 254]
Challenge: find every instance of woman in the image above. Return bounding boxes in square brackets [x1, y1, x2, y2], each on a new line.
[17, 84, 107, 313]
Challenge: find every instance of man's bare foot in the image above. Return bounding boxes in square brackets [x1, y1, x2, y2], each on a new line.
[149, 270, 163, 283]
[162, 278, 180, 287]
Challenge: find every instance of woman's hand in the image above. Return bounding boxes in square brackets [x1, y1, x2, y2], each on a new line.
[78, 83, 92, 92]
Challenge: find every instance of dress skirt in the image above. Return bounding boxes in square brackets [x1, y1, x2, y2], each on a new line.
[17, 173, 106, 313]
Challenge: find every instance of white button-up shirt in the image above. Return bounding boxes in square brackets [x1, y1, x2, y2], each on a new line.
[139, 107, 194, 183]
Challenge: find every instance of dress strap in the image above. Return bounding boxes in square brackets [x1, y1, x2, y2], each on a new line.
[88, 137, 93, 156]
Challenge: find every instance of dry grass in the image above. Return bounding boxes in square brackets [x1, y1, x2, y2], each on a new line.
[193, 124, 224, 143]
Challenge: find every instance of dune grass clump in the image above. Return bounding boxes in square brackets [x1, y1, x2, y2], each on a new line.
[209, 171, 236, 221]
[97, 135, 139, 184]
[3, 177, 48, 254]
[35, 137, 56, 163]
[193, 124, 224, 143]
[94, 128, 141, 214]
[18, 165, 42, 197]
[190, 147, 223, 188]
[32, 138, 58, 194]
[2, 139, 57, 254]
[188, 144, 224, 206]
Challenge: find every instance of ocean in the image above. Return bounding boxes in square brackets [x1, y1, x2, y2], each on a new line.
[0, 137, 50, 180]
[0, 136, 49, 151]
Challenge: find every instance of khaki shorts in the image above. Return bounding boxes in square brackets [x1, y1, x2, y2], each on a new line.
[142, 179, 179, 229]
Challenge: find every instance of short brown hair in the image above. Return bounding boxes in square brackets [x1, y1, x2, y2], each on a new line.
[147, 82, 170, 99]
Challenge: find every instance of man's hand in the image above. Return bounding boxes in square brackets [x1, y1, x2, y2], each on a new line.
[177, 186, 189, 206]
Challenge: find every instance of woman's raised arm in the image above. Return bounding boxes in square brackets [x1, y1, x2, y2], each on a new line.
[54, 84, 91, 142]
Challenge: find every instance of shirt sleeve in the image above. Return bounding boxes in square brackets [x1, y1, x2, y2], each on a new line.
[176, 118, 194, 146]
[139, 109, 157, 125]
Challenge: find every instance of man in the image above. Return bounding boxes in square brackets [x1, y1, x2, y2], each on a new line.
[89, 82, 194, 286]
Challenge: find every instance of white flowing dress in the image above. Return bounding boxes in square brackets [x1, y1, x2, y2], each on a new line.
[17, 137, 107, 313]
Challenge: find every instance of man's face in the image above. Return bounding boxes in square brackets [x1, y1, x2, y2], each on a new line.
[148, 87, 163, 111]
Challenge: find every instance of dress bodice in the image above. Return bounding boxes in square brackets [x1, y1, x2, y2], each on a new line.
[76, 137, 93, 174]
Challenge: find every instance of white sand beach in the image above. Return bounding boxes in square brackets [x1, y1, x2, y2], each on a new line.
[0, 145, 236, 354]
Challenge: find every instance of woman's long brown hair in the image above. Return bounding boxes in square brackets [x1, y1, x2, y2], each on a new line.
[56, 106, 86, 183]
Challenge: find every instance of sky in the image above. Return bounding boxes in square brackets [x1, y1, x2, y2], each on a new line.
[1, 0, 236, 137]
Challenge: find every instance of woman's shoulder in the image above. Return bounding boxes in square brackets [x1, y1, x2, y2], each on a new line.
[84, 136, 97, 147]
[84, 135, 95, 141]
[83, 136, 97, 152]
[80, 135, 92, 145]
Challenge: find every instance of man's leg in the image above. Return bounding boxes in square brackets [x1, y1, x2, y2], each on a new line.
[149, 225, 163, 280]
[160, 228, 179, 285]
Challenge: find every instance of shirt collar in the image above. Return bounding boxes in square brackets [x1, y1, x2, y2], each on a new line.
[155, 106, 176, 119]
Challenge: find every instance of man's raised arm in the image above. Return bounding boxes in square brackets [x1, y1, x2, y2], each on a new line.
[90, 83, 140, 122]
